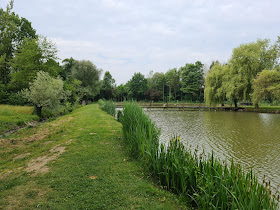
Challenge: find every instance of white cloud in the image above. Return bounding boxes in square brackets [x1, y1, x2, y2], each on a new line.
[8, 0, 280, 84]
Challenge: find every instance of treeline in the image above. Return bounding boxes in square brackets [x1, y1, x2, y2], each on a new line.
[1, 1, 280, 111]
[205, 38, 280, 108]
[0, 2, 103, 114]
[114, 61, 204, 102]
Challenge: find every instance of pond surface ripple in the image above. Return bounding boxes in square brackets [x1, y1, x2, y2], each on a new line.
[146, 110, 280, 192]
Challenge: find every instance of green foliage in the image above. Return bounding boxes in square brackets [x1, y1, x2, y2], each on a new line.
[100, 100, 116, 116]
[0, 1, 37, 85]
[204, 63, 226, 105]
[180, 61, 204, 101]
[228, 39, 279, 102]
[252, 69, 280, 106]
[60, 57, 75, 80]
[100, 71, 116, 100]
[115, 84, 128, 101]
[63, 78, 82, 104]
[127, 73, 147, 101]
[119, 102, 278, 209]
[165, 68, 180, 101]
[121, 102, 160, 164]
[71, 60, 101, 100]
[11, 37, 59, 92]
[21, 71, 66, 117]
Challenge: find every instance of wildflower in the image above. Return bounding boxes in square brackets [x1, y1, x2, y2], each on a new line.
[177, 137, 180, 140]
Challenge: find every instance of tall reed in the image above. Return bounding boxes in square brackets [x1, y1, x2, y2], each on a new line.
[99, 100, 116, 116]
[119, 102, 278, 209]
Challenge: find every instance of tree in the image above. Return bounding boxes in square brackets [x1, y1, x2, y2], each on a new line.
[227, 39, 280, 104]
[128, 72, 147, 101]
[22, 71, 65, 118]
[60, 57, 75, 80]
[204, 63, 227, 105]
[0, 1, 37, 85]
[252, 70, 280, 108]
[146, 71, 164, 101]
[100, 71, 115, 100]
[115, 84, 128, 101]
[180, 61, 204, 101]
[10, 37, 59, 92]
[71, 60, 101, 101]
[165, 68, 179, 102]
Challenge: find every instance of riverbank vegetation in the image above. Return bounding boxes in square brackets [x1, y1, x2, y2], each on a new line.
[0, 104, 185, 209]
[0, 105, 38, 134]
[119, 102, 279, 209]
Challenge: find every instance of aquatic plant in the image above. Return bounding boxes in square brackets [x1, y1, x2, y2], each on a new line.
[119, 102, 278, 209]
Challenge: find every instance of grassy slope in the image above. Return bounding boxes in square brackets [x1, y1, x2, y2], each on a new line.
[0, 104, 185, 209]
[0, 105, 39, 134]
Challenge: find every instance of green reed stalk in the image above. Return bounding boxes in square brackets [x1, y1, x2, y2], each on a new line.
[100, 100, 116, 116]
[119, 102, 279, 209]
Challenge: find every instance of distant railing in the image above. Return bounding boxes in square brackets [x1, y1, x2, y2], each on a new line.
[116, 102, 242, 111]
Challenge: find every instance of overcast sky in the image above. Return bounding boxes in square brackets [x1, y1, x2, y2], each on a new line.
[1, 0, 279, 84]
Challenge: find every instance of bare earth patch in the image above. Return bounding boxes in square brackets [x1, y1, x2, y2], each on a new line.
[22, 127, 50, 142]
[51, 116, 74, 127]
[25, 139, 73, 175]
[14, 152, 31, 160]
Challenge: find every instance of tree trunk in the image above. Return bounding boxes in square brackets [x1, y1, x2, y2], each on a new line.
[255, 103, 259, 110]
[34, 105, 42, 119]
[234, 99, 238, 108]
[162, 85, 165, 102]
[169, 86, 171, 102]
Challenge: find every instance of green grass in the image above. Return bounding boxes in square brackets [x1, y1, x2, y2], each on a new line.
[120, 102, 279, 209]
[0, 105, 39, 134]
[0, 104, 185, 209]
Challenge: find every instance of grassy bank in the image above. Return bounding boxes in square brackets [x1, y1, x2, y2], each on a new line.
[0, 105, 39, 134]
[119, 102, 279, 209]
[0, 104, 185, 209]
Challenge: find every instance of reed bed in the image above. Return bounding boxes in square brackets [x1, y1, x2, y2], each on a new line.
[120, 102, 279, 209]
[98, 99, 116, 116]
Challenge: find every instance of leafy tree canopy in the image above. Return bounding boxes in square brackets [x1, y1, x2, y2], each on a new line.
[252, 69, 280, 107]
[71, 60, 102, 100]
[22, 71, 65, 117]
[180, 61, 204, 101]
[128, 72, 147, 101]
[100, 71, 116, 100]
[10, 37, 59, 92]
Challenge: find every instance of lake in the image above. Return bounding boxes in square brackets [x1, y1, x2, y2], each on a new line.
[146, 110, 280, 192]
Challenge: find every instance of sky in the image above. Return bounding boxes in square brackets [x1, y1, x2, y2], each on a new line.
[1, 0, 280, 84]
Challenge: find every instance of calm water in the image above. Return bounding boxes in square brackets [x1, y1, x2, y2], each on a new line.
[146, 110, 280, 192]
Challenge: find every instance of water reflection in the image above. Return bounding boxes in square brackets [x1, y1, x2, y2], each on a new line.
[146, 110, 280, 192]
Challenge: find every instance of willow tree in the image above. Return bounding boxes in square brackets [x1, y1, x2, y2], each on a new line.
[22, 71, 65, 118]
[252, 70, 280, 108]
[204, 63, 226, 105]
[228, 39, 279, 105]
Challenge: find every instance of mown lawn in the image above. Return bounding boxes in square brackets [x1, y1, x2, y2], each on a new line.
[0, 105, 39, 134]
[0, 104, 185, 209]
